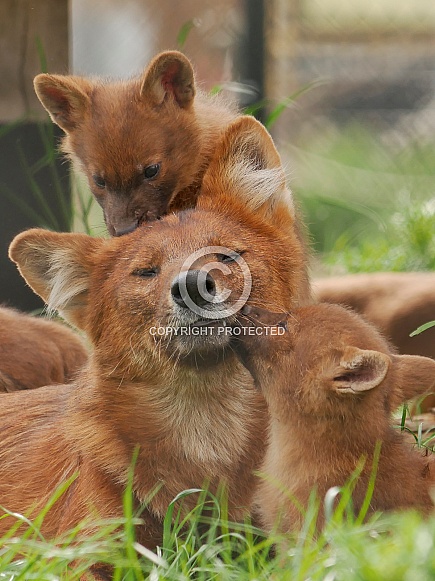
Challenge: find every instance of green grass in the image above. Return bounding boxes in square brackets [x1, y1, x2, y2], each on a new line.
[0, 422, 431, 579]
[291, 124, 435, 272]
[0, 117, 99, 235]
[2, 469, 435, 580]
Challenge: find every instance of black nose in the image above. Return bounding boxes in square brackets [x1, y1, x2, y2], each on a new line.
[171, 270, 216, 309]
[113, 221, 139, 237]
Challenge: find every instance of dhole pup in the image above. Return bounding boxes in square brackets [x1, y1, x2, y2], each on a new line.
[34, 51, 238, 236]
[0, 306, 87, 392]
[33, 51, 311, 301]
[234, 303, 435, 533]
[6, 118, 304, 556]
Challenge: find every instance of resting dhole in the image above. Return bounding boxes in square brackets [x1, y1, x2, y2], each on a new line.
[234, 303, 435, 533]
[0, 306, 87, 392]
[5, 118, 305, 563]
[315, 272, 435, 411]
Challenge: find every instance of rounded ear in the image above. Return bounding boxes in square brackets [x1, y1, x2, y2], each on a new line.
[389, 354, 435, 408]
[140, 50, 195, 109]
[331, 346, 391, 394]
[199, 115, 293, 222]
[9, 229, 102, 329]
[34, 74, 91, 132]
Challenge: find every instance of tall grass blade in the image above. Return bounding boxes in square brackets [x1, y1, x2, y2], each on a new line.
[177, 20, 196, 49]
[410, 321, 435, 337]
[356, 440, 381, 525]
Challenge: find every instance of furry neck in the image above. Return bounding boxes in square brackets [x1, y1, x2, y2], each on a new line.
[69, 356, 265, 470]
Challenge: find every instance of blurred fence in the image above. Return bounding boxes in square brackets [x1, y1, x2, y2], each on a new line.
[269, 0, 435, 144]
[71, 0, 257, 103]
[70, 0, 435, 195]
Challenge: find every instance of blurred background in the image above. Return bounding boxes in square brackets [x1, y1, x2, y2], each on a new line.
[1, 0, 435, 309]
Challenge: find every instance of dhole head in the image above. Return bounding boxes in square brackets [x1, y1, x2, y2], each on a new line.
[34, 51, 223, 236]
[235, 303, 435, 418]
[10, 117, 304, 378]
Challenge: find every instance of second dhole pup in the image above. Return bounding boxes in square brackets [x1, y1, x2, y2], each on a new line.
[234, 303, 435, 533]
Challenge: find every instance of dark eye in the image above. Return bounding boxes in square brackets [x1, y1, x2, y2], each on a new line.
[132, 267, 159, 278]
[143, 164, 160, 180]
[93, 175, 106, 189]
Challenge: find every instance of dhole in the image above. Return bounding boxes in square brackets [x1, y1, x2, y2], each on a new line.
[0, 306, 87, 392]
[33, 51, 311, 301]
[34, 51, 239, 236]
[6, 118, 305, 559]
[234, 302, 435, 533]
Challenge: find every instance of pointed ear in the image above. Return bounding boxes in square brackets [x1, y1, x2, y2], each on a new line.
[34, 74, 91, 132]
[140, 51, 195, 109]
[9, 229, 103, 329]
[330, 346, 390, 394]
[389, 354, 435, 408]
[199, 116, 294, 223]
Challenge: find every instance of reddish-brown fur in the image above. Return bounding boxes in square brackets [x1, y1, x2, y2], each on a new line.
[0, 306, 87, 392]
[33, 51, 312, 302]
[5, 118, 306, 565]
[314, 272, 435, 359]
[315, 272, 435, 409]
[34, 51, 239, 236]
[234, 303, 435, 533]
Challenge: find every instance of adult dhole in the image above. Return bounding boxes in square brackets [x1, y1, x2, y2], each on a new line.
[314, 272, 435, 360]
[6, 118, 305, 572]
[234, 302, 435, 533]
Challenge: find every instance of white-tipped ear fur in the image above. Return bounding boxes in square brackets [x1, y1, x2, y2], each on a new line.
[201, 116, 294, 220]
[9, 229, 102, 328]
[43, 248, 89, 316]
[332, 346, 391, 394]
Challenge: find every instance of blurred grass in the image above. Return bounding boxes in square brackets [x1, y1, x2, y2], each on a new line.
[0, 118, 98, 235]
[0, 121, 73, 231]
[290, 123, 435, 273]
[0, 37, 99, 236]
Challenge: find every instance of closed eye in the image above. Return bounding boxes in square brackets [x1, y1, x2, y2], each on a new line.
[132, 267, 159, 278]
[218, 250, 246, 264]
